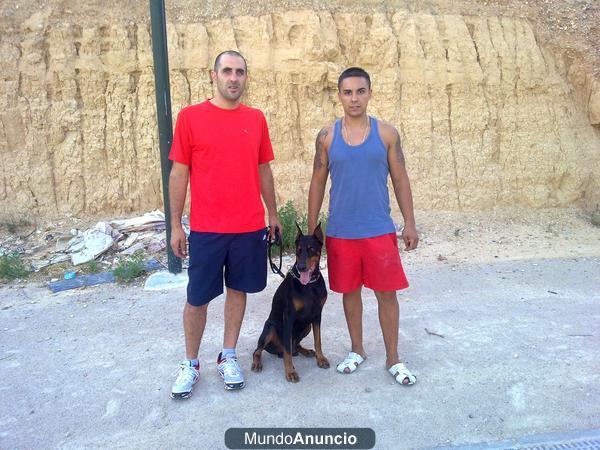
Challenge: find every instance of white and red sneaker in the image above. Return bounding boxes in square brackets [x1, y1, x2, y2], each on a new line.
[171, 360, 199, 399]
[217, 353, 245, 390]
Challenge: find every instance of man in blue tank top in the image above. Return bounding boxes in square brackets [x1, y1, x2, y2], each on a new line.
[308, 67, 419, 385]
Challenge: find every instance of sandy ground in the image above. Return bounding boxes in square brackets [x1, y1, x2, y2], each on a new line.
[0, 207, 599, 449]
[404, 207, 600, 266]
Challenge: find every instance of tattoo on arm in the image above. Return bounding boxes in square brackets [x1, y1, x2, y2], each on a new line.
[314, 128, 328, 170]
[394, 130, 405, 164]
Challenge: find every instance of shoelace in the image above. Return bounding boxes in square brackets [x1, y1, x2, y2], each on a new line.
[174, 364, 197, 384]
[221, 358, 241, 378]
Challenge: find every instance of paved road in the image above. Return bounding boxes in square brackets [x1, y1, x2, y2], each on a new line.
[1, 257, 599, 449]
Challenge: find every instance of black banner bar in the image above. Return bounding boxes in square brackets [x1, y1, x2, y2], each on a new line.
[225, 428, 375, 449]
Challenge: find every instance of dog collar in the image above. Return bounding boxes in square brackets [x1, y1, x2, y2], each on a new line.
[289, 266, 321, 284]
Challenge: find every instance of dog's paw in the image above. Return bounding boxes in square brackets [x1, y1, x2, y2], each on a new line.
[297, 347, 316, 357]
[317, 356, 330, 369]
[251, 361, 263, 372]
[286, 370, 300, 383]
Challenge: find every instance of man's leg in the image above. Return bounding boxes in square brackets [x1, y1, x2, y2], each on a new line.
[223, 287, 247, 348]
[223, 229, 266, 349]
[183, 302, 208, 359]
[173, 231, 228, 398]
[184, 230, 228, 358]
[342, 287, 366, 358]
[217, 287, 247, 390]
[374, 290, 400, 369]
[172, 301, 208, 399]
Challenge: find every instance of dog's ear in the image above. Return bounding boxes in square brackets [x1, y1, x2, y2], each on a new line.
[313, 222, 324, 244]
[295, 222, 303, 239]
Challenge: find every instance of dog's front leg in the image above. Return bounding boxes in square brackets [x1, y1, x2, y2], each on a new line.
[252, 324, 274, 372]
[312, 318, 330, 369]
[283, 314, 299, 382]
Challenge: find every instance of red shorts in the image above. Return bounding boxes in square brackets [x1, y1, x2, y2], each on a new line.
[326, 233, 409, 293]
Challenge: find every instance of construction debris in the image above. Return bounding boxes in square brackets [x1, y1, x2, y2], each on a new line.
[0, 210, 189, 277]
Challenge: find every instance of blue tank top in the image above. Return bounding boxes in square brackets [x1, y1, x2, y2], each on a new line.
[326, 116, 396, 239]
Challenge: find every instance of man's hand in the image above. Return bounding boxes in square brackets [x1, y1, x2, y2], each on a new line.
[170, 226, 188, 258]
[268, 215, 283, 242]
[401, 224, 419, 251]
[168, 161, 189, 259]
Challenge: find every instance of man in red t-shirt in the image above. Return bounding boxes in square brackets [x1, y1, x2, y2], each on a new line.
[168, 51, 282, 398]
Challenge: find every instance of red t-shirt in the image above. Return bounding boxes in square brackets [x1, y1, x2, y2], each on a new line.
[169, 101, 275, 233]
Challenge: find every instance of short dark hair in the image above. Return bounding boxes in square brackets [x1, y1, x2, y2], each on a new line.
[338, 67, 371, 90]
[213, 50, 247, 72]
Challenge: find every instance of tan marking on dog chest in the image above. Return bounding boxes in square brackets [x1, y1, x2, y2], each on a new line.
[293, 298, 304, 311]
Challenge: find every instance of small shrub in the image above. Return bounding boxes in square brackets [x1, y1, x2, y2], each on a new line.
[113, 253, 146, 283]
[277, 201, 304, 253]
[277, 201, 328, 253]
[84, 260, 101, 274]
[0, 253, 30, 280]
[316, 214, 328, 242]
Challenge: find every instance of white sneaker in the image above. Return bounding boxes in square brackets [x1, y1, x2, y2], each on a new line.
[171, 360, 199, 399]
[217, 353, 245, 390]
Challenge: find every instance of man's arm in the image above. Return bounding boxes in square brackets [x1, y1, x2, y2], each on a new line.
[386, 126, 419, 251]
[169, 161, 190, 258]
[308, 126, 331, 234]
[259, 162, 282, 240]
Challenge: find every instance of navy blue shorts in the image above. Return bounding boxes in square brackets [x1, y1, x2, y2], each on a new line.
[187, 228, 268, 306]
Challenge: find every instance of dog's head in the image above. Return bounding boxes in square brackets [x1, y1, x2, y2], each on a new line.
[294, 222, 324, 285]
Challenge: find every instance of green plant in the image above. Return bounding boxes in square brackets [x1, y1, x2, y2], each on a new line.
[276, 201, 328, 253]
[0, 253, 30, 280]
[277, 201, 303, 253]
[113, 253, 146, 283]
[84, 260, 101, 274]
[316, 213, 328, 241]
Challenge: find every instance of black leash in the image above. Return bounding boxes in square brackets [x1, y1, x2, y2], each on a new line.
[267, 226, 285, 278]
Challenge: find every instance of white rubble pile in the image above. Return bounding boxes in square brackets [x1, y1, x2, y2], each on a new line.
[0, 210, 189, 272]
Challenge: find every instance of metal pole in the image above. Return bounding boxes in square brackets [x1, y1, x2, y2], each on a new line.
[149, 0, 182, 273]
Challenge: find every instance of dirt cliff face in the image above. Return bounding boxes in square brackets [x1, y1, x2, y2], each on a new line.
[0, 1, 598, 222]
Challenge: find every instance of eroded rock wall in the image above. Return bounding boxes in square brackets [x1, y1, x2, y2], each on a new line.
[1, 9, 599, 222]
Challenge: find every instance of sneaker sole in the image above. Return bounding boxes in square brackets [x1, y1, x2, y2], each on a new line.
[223, 381, 245, 390]
[171, 390, 193, 399]
[219, 371, 245, 390]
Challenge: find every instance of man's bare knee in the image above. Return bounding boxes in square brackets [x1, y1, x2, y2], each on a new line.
[184, 302, 208, 317]
[375, 291, 397, 303]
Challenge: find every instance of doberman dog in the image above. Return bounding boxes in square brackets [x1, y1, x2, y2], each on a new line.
[251, 223, 329, 382]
